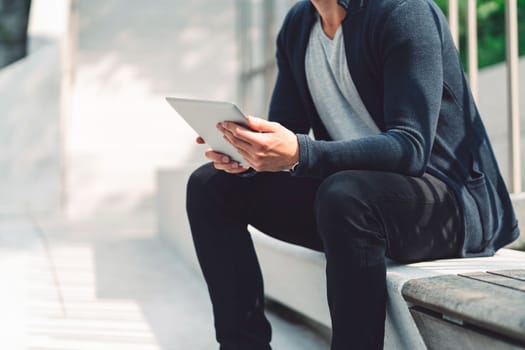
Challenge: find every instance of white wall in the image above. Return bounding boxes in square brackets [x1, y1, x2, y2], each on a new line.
[0, 0, 71, 215]
[0, 47, 61, 214]
[66, 0, 237, 220]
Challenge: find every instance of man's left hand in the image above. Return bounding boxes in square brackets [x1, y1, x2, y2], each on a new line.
[218, 116, 299, 172]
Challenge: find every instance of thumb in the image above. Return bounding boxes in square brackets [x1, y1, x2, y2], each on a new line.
[246, 116, 276, 132]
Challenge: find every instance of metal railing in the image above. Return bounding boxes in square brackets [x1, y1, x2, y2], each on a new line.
[435, 1, 522, 195]
[237, 0, 522, 193]
[451, 0, 521, 193]
[506, 0, 521, 194]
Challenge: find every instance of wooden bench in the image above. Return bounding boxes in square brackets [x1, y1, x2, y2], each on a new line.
[403, 270, 525, 349]
[157, 166, 525, 349]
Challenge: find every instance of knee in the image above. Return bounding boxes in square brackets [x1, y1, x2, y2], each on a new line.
[187, 162, 213, 194]
[315, 171, 386, 266]
[314, 171, 381, 243]
[186, 162, 219, 215]
[186, 162, 246, 218]
[314, 171, 370, 227]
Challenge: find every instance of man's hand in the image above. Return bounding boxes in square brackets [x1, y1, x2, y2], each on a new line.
[195, 136, 250, 174]
[218, 116, 299, 172]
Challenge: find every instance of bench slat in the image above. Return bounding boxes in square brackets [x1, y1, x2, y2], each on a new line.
[402, 273, 525, 344]
[459, 271, 525, 292]
[409, 308, 525, 350]
[488, 269, 525, 282]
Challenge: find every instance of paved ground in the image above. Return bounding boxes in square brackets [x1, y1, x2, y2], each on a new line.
[0, 216, 330, 350]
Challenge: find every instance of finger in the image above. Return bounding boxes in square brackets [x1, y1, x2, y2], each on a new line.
[204, 149, 248, 173]
[219, 125, 236, 141]
[220, 121, 267, 146]
[225, 164, 250, 173]
[218, 122, 252, 139]
[205, 149, 231, 164]
[245, 116, 277, 132]
[216, 134, 255, 169]
[213, 160, 249, 173]
[219, 124, 259, 155]
[220, 121, 251, 135]
[223, 132, 252, 154]
[196, 136, 205, 144]
[235, 147, 257, 168]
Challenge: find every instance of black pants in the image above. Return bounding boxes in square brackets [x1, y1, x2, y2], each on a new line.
[186, 163, 462, 350]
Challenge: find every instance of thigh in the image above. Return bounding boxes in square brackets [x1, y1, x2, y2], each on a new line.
[189, 163, 324, 251]
[325, 170, 463, 263]
[245, 172, 324, 252]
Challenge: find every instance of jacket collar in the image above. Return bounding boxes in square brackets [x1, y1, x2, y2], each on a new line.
[338, 0, 367, 13]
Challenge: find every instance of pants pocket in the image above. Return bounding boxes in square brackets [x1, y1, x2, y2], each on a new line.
[465, 173, 494, 245]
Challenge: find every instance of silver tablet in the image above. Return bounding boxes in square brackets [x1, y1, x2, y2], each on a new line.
[166, 97, 249, 165]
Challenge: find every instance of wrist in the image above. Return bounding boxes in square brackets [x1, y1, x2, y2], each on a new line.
[284, 135, 300, 172]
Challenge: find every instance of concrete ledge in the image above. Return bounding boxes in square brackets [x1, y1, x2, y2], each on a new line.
[250, 230, 330, 325]
[157, 166, 525, 349]
[157, 166, 203, 272]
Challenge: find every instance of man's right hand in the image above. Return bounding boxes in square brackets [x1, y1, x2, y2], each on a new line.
[196, 137, 250, 174]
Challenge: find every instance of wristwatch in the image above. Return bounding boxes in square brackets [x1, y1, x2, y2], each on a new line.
[285, 161, 300, 173]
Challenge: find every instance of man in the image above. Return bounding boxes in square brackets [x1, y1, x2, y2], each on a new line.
[186, 0, 519, 349]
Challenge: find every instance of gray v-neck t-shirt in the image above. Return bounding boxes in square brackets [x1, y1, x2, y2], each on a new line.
[305, 16, 379, 140]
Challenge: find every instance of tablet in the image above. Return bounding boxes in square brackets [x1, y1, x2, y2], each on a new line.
[166, 97, 249, 165]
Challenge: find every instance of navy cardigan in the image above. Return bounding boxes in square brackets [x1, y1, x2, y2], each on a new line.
[268, 0, 519, 257]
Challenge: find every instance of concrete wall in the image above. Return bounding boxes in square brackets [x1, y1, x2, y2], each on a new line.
[0, 0, 238, 219]
[66, 0, 237, 220]
[0, 46, 62, 214]
[0, 0, 72, 215]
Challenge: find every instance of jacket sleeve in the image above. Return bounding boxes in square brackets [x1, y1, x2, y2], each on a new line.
[293, 0, 444, 179]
